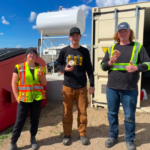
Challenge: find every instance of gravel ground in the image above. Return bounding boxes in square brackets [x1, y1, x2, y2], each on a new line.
[0, 101, 150, 150]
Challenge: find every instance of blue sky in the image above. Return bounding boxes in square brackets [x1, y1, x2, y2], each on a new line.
[0, 0, 150, 48]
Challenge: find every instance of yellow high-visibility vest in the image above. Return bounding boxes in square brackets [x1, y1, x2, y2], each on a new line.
[15, 62, 46, 102]
[101, 42, 150, 71]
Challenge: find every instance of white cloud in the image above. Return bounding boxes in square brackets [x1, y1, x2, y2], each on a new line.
[83, 34, 88, 36]
[62, 4, 91, 18]
[10, 14, 16, 17]
[29, 12, 37, 22]
[0, 33, 4, 35]
[87, 0, 92, 3]
[2, 20, 9, 25]
[1, 16, 10, 25]
[1, 16, 4, 20]
[16, 45, 21, 48]
[32, 25, 37, 29]
[96, 0, 130, 7]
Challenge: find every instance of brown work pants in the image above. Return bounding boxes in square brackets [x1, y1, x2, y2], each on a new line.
[62, 85, 88, 136]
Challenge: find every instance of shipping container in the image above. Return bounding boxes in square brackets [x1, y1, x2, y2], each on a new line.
[91, 2, 150, 108]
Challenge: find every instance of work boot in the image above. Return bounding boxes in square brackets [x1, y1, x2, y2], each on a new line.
[63, 135, 71, 145]
[80, 136, 89, 145]
[105, 138, 117, 148]
[126, 142, 136, 150]
[30, 136, 38, 150]
[9, 143, 18, 150]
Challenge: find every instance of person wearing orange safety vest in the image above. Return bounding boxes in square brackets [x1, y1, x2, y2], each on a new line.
[9, 48, 47, 150]
[101, 22, 150, 150]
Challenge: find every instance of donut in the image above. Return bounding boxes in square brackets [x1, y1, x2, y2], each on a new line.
[69, 60, 75, 67]
[113, 50, 121, 57]
[38, 67, 44, 73]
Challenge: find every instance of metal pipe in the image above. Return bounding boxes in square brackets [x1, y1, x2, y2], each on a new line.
[50, 37, 54, 74]
[43, 40, 48, 48]
[42, 38, 69, 41]
[135, 6, 139, 42]
[40, 30, 43, 57]
[42, 36, 68, 39]
[114, 8, 118, 44]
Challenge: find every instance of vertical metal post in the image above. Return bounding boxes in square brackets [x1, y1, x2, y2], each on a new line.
[135, 6, 139, 42]
[51, 37, 54, 74]
[40, 31, 43, 57]
[114, 8, 118, 44]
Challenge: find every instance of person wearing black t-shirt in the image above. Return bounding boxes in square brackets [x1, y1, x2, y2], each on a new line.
[57, 27, 95, 146]
[101, 22, 150, 150]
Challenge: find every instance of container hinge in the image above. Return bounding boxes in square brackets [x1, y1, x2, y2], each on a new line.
[93, 16, 99, 21]
[92, 97, 98, 101]
[94, 72, 97, 75]
[93, 45, 98, 49]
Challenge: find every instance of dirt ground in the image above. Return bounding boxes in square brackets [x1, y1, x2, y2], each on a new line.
[0, 101, 150, 150]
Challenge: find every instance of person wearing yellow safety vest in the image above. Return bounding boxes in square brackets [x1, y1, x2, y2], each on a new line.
[101, 22, 150, 150]
[9, 48, 47, 150]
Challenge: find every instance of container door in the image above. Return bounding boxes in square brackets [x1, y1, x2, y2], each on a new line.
[92, 7, 145, 107]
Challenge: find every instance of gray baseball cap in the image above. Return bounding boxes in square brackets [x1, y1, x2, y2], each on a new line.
[117, 22, 130, 31]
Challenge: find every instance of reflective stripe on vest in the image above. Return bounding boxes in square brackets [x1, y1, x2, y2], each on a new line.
[101, 63, 104, 71]
[109, 42, 142, 71]
[143, 62, 150, 70]
[18, 85, 43, 91]
[19, 92, 26, 101]
[18, 63, 27, 101]
[18, 63, 26, 85]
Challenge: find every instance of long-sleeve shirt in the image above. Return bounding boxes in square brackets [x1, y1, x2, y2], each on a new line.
[57, 45, 94, 89]
[101, 42, 150, 90]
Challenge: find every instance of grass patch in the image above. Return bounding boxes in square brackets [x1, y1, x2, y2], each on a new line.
[0, 132, 12, 144]
[54, 132, 58, 135]
[23, 126, 27, 131]
[10, 128, 13, 132]
[102, 124, 106, 126]
[59, 132, 63, 138]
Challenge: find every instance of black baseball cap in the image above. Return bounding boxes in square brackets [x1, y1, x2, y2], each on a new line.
[26, 47, 37, 57]
[69, 27, 81, 35]
[117, 22, 130, 31]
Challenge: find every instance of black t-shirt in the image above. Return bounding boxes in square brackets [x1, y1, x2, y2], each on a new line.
[57, 45, 94, 89]
[101, 42, 150, 90]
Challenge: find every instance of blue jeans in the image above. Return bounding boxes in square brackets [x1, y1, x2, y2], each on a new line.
[106, 88, 138, 143]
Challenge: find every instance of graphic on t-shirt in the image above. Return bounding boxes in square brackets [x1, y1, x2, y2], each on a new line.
[66, 55, 83, 66]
